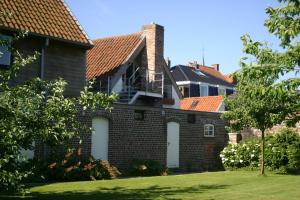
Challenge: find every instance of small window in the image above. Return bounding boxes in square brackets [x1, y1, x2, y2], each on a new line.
[0, 34, 12, 66]
[187, 114, 196, 124]
[204, 124, 214, 137]
[134, 110, 145, 121]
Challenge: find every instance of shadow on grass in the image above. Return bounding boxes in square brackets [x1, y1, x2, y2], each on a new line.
[1, 184, 229, 200]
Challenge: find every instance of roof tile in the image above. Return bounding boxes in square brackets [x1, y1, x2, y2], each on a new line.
[87, 33, 143, 80]
[180, 96, 223, 112]
[0, 0, 92, 46]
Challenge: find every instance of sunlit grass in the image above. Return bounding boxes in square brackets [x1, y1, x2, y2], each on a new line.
[1, 170, 300, 200]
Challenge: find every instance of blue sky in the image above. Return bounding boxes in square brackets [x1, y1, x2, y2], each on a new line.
[65, 0, 280, 74]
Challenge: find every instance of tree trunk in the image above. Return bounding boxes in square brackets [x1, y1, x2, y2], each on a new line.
[260, 129, 265, 175]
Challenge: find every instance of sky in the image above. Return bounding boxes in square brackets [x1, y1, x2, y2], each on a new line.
[65, 0, 280, 74]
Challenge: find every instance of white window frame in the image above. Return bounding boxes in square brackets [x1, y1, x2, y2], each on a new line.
[218, 87, 226, 96]
[204, 124, 215, 137]
[200, 85, 208, 96]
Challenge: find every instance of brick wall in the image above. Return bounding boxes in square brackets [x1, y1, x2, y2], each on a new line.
[240, 122, 300, 141]
[37, 105, 228, 172]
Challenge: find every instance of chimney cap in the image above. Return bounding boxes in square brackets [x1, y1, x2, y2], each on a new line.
[142, 23, 164, 31]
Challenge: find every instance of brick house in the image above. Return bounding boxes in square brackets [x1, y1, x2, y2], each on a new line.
[85, 23, 228, 171]
[0, 0, 93, 96]
[1, 0, 228, 172]
[0, 0, 93, 158]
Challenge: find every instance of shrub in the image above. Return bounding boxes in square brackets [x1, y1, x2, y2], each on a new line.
[220, 128, 300, 173]
[24, 148, 121, 182]
[220, 139, 260, 169]
[129, 159, 168, 176]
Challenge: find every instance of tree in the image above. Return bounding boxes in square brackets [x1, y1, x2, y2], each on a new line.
[222, 0, 300, 175]
[0, 27, 117, 192]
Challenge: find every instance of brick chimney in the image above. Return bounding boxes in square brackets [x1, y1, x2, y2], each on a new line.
[211, 64, 220, 71]
[142, 23, 164, 76]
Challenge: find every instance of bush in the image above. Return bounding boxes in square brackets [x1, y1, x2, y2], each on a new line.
[265, 128, 300, 173]
[24, 148, 121, 182]
[220, 128, 300, 173]
[129, 159, 168, 176]
[220, 139, 260, 169]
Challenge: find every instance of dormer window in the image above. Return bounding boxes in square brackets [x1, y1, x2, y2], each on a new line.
[0, 34, 12, 67]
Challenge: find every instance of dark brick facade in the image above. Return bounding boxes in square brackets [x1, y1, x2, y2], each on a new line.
[7, 35, 87, 97]
[39, 104, 228, 172]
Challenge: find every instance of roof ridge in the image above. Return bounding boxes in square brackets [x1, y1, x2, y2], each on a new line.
[93, 32, 143, 42]
[60, 0, 93, 45]
[183, 96, 223, 100]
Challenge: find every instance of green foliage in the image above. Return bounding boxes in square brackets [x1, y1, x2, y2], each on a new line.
[222, 0, 300, 175]
[128, 159, 168, 177]
[221, 128, 300, 174]
[26, 148, 121, 182]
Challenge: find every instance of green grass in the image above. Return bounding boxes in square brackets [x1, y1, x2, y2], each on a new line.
[1, 171, 300, 200]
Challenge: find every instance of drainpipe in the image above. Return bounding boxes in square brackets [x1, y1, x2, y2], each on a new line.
[40, 38, 49, 80]
[41, 38, 49, 159]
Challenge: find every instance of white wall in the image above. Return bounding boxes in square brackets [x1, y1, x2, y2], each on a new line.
[163, 85, 181, 109]
[111, 77, 123, 93]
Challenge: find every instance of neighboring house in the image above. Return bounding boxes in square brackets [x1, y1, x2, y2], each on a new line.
[0, 0, 93, 97]
[181, 96, 225, 113]
[171, 62, 235, 98]
[87, 23, 181, 108]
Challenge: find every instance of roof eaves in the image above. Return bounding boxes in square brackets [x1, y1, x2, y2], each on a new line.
[61, 0, 93, 46]
[0, 26, 93, 49]
[162, 62, 183, 99]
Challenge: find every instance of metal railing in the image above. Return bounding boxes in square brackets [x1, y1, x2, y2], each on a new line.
[128, 67, 140, 100]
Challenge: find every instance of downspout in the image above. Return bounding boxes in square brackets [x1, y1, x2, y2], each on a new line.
[41, 38, 49, 159]
[40, 38, 49, 79]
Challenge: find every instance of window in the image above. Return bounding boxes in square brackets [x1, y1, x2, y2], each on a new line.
[134, 110, 145, 120]
[218, 88, 226, 95]
[0, 34, 12, 66]
[204, 124, 214, 137]
[187, 114, 196, 124]
[226, 88, 234, 95]
[200, 85, 208, 96]
[209, 86, 218, 96]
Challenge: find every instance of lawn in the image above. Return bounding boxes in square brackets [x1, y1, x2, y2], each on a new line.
[1, 171, 300, 200]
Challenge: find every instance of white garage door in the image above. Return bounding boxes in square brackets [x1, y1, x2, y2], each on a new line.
[167, 122, 180, 168]
[92, 117, 109, 160]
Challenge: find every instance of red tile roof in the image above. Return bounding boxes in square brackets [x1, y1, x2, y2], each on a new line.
[87, 33, 144, 80]
[180, 96, 223, 112]
[224, 74, 234, 84]
[199, 66, 231, 83]
[0, 0, 92, 47]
